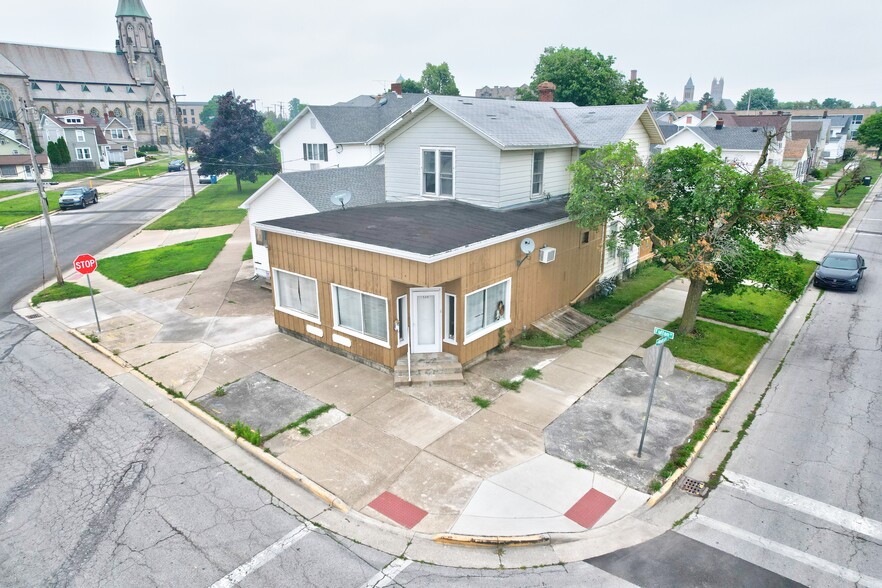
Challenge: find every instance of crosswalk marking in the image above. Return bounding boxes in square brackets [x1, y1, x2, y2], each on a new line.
[693, 515, 882, 588]
[724, 471, 882, 541]
[358, 557, 412, 588]
[211, 524, 312, 587]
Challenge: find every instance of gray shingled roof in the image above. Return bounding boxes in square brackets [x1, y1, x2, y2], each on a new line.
[557, 104, 648, 148]
[0, 43, 136, 85]
[690, 126, 768, 150]
[260, 198, 569, 257]
[426, 96, 579, 148]
[658, 123, 680, 139]
[276, 166, 386, 212]
[310, 93, 425, 144]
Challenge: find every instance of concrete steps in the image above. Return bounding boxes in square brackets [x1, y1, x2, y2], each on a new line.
[394, 352, 464, 387]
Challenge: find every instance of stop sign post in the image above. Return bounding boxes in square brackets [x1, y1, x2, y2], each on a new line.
[74, 254, 101, 333]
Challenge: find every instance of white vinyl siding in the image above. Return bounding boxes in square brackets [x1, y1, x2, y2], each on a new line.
[622, 120, 652, 161]
[464, 278, 511, 344]
[384, 107, 501, 206]
[332, 285, 389, 347]
[499, 147, 574, 207]
[273, 269, 320, 322]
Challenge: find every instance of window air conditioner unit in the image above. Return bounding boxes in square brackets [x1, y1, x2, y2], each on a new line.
[538, 246, 556, 264]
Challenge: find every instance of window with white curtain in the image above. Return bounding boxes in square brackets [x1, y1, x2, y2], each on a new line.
[273, 269, 319, 321]
[421, 148, 454, 197]
[464, 278, 510, 342]
[333, 285, 388, 345]
[531, 150, 544, 196]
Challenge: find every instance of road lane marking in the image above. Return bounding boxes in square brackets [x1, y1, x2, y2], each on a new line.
[693, 514, 882, 587]
[724, 471, 882, 541]
[358, 558, 412, 588]
[211, 524, 312, 587]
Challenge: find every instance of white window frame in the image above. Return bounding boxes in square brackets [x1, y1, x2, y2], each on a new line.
[303, 143, 328, 162]
[75, 147, 92, 160]
[75, 130, 86, 142]
[463, 278, 512, 345]
[110, 129, 125, 139]
[531, 150, 545, 197]
[444, 293, 457, 345]
[420, 147, 455, 198]
[331, 284, 390, 348]
[396, 294, 409, 348]
[121, 145, 128, 152]
[272, 268, 320, 324]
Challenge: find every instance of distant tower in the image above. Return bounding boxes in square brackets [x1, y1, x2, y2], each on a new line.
[711, 76, 724, 104]
[115, 0, 168, 91]
[683, 76, 695, 103]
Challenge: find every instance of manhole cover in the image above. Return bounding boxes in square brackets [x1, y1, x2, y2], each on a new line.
[680, 477, 708, 497]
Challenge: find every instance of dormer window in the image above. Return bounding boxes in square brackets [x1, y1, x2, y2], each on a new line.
[31, 82, 40, 90]
[421, 148, 454, 197]
[126, 86, 134, 94]
[64, 116, 83, 124]
[104, 85, 113, 93]
[56, 83, 65, 91]
[81, 84, 90, 92]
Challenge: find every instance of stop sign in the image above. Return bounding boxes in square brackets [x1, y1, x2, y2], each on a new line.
[73, 254, 97, 274]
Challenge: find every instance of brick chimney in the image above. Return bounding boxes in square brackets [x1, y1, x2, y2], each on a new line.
[715, 119, 724, 130]
[700, 104, 708, 120]
[104, 112, 109, 123]
[391, 82, 402, 96]
[538, 81, 556, 102]
[77, 109, 84, 115]
[630, 69, 637, 82]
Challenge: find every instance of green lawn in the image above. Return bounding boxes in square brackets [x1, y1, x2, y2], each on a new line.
[0, 191, 62, 227]
[105, 158, 173, 181]
[98, 235, 230, 287]
[576, 263, 676, 321]
[50, 170, 108, 183]
[698, 286, 792, 332]
[242, 244, 253, 261]
[514, 329, 564, 347]
[818, 212, 850, 229]
[817, 159, 880, 208]
[146, 174, 270, 230]
[31, 282, 97, 306]
[0, 190, 25, 199]
[645, 319, 768, 376]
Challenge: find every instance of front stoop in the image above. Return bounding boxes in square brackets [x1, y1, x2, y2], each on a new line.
[394, 352, 464, 387]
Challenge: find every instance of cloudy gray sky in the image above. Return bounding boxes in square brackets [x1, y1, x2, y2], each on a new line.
[4, 0, 880, 112]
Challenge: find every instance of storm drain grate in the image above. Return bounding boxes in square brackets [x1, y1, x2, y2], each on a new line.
[680, 477, 708, 497]
[23, 314, 40, 320]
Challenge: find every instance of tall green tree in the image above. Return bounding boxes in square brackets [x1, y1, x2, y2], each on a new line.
[736, 87, 778, 110]
[855, 112, 882, 159]
[55, 137, 71, 164]
[400, 78, 425, 94]
[518, 46, 646, 106]
[195, 92, 280, 192]
[566, 141, 823, 335]
[697, 92, 714, 110]
[420, 62, 459, 95]
[821, 97, 853, 109]
[46, 141, 61, 166]
[199, 94, 223, 129]
[287, 98, 304, 118]
[653, 92, 671, 111]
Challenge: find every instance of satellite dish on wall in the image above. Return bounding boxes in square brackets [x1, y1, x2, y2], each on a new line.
[331, 190, 352, 210]
[517, 238, 535, 268]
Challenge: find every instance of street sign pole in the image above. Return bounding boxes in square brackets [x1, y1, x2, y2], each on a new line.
[638, 329, 675, 458]
[86, 273, 101, 333]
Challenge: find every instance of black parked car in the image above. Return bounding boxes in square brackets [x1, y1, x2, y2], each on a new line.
[168, 160, 186, 172]
[58, 187, 98, 210]
[813, 252, 866, 291]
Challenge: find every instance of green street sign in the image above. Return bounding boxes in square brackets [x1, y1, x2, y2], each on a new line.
[654, 337, 670, 346]
[653, 327, 675, 340]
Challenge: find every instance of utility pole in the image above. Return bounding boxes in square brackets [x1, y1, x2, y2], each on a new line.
[20, 100, 64, 285]
[173, 93, 196, 198]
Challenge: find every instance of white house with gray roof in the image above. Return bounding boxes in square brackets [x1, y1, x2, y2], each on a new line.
[661, 125, 772, 171]
[272, 91, 425, 172]
[240, 166, 386, 279]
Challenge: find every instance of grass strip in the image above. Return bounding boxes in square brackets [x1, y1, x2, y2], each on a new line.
[514, 329, 563, 347]
[643, 319, 767, 376]
[242, 244, 253, 261]
[146, 174, 270, 230]
[698, 286, 792, 333]
[0, 191, 62, 227]
[576, 263, 676, 321]
[817, 212, 850, 229]
[31, 282, 97, 306]
[98, 234, 230, 287]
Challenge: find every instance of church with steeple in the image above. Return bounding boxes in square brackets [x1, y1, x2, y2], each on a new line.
[0, 0, 177, 147]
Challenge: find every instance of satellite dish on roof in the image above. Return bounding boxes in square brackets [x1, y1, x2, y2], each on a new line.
[520, 238, 536, 255]
[331, 190, 352, 210]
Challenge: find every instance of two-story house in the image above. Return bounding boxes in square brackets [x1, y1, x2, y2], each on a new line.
[0, 134, 51, 180]
[253, 95, 664, 377]
[662, 121, 770, 171]
[100, 115, 138, 164]
[40, 113, 110, 171]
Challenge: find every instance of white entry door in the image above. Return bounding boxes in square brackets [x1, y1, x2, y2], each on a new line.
[410, 288, 442, 353]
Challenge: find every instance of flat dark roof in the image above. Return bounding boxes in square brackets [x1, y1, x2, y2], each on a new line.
[260, 199, 570, 257]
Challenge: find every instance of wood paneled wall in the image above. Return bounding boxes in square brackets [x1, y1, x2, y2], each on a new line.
[267, 221, 603, 370]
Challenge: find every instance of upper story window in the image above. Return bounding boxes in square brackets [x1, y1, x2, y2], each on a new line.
[303, 143, 327, 162]
[75, 130, 86, 142]
[422, 148, 454, 197]
[110, 129, 125, 139]
[145, 63, 152, 78]
[0, 85, 15, 123]
[531, 151, 545, 196]
[853, 114, 864, 125]
[89, 108, 100, 118]
[155, 109, 165, 124]
[65, 107, 75, 115]
[113, 108, 122, 117]
[135, 109, 145, 131]
[310, 117, 317, 129]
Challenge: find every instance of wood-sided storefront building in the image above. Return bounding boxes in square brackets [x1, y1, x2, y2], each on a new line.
[257, 198, 603, 372]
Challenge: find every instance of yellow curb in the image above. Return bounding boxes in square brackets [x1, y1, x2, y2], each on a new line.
[171, 398, 350, 513]
[433, 533, 548, 547]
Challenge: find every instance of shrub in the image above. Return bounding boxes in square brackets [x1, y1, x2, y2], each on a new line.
[842, 147, 857, 162]
[140, 144, 160, 152]
[809, 168, 825, 180]
[136, 150, 146, 157]
[55, 137, 71, 163]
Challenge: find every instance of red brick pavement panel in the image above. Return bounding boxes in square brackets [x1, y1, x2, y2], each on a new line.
[368, 491, 428, 529]
[565, 488, 616, 529]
